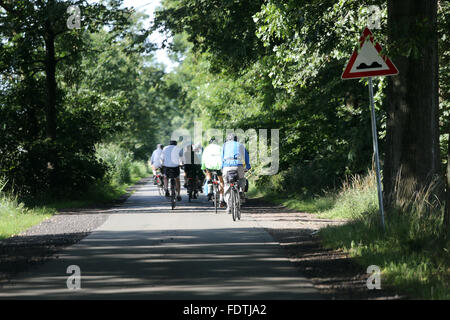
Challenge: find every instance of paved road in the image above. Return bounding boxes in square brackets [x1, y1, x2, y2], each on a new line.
[0, 180, 321, 299]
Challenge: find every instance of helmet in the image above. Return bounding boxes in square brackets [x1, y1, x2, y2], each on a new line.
[226, 133, 238, 142]
[169, 140, 177, 146]
[157, 144, 163, 149]
[209, 137, 216, 144]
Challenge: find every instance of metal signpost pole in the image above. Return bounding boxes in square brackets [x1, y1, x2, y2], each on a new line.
[368, 76, 385, 230]
[341, 28, 398, 230]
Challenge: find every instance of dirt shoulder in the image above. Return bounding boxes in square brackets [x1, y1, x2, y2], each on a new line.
[245, 197, 404, 300]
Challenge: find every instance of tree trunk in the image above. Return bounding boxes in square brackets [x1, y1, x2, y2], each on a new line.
[384, 0, 441, 209]
[44, 17, 58, 191]
[445, 132, 450, 229]
[44, 23, 57, 141]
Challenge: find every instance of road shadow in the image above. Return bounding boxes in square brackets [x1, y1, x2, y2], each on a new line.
[0, 228, 320, 300]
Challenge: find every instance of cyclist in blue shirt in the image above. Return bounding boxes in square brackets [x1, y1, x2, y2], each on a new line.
[221, 133, 251, 214]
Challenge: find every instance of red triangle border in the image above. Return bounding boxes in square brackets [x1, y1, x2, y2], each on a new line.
[341, 27, 399, 79]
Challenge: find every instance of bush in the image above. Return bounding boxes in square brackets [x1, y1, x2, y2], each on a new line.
[255, 163, 343, 197]
[130, 161, 148, 178]
[0, 139, 107, 201]
[96, 143, 134, 185]
[319, 170, 378, 220]
[96, 143, 150, 186]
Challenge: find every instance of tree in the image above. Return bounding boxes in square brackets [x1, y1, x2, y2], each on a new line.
[0, 0, 144, 197]
[439, 1, 450, 228]
[384, 0, 442, 208]
[0, 0, 131, 139]
[79, 21, 163, 161]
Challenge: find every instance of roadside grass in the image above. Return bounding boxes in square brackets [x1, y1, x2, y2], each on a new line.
[0, 194, 54, 240]
[319, 213, 449, 299]
[249, 171, 450, 299]
[317, 170, 378, 220]
[247, 183, 335, 214]
[0, 160, 151, 240]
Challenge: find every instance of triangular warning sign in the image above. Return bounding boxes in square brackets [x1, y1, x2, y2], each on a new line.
[342, 27, 399, 79]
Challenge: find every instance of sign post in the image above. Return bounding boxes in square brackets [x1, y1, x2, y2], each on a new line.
[368, 77, 385, 229]
[342, 27, 399, 230]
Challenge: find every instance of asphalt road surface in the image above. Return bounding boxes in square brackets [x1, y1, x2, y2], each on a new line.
[0, 179, 321, 299]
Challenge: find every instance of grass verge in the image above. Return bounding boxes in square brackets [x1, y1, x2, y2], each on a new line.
[319, 215, 449, 299]
[247, 183, 336, 214]
[0, 196, 54, 240]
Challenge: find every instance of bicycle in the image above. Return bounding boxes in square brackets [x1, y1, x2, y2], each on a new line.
[164, 167, 180, 210]
[210, 171, 220, 214]
[227, 172, 241, 221]
[168, 176, 176, 210]
[154, 169, 165, 196]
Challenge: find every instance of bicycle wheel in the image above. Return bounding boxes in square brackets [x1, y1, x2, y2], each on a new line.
[170, 179, 176, 210]
[171, 193, 176, 210]
[230, 187, 235, 221]
[214, 185, 219, 214]
[233, 187, 240, 220]
[236, 190, 241, 220]
[232, 187, 238, 221]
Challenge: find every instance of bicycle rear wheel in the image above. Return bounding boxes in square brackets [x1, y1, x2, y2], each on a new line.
[158, 184, 164, 196]
[234, 188, 241, 220]
[237, 192, 241, 220]
[214, 185, 219, 213]
[171, 194, 176, 210]
[233, 187, 239, 221]
[170, 179, 176, 210]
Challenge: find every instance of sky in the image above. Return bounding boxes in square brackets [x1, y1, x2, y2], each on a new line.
[121, 0, 177, 71]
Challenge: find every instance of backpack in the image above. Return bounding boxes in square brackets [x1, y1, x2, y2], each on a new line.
[226, 170, 239, 183]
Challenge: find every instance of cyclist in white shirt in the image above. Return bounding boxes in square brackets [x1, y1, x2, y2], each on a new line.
[161, 140, 183, 201]
[150, 144, 163, 184]
[202, 137, 225, 206]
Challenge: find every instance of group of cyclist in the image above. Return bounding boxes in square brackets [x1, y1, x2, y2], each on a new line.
[150, 133, 251, 214]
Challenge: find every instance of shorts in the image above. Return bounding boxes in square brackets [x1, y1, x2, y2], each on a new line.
[207, 169, 222, 177]
[163, 166, 180, 178]
[184, 164, 203, 178]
